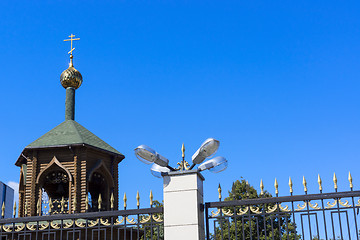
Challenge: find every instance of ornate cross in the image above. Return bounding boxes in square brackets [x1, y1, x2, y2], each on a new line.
[64, 34, 80, 55]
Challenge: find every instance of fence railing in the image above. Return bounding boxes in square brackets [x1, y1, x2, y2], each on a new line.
[0, 207, 163, 240]
[205, 174, 360, 240]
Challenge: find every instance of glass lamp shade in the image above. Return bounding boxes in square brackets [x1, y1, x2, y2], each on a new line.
[198, 156, 228, 173]
[134, 145, 157, 164]
[192, 138, 220, 164]
[151, 163, 170, 178]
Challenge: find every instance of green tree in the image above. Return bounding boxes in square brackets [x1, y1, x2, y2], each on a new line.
[211, 178, 301, 240]
[140, 200, 164, 240]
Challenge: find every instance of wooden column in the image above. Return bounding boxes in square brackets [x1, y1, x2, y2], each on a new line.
[80, 152, 87, 212]
[113, 157, 119, 210]
[73, 153, 80, 213]
[29, 152, 38, 216]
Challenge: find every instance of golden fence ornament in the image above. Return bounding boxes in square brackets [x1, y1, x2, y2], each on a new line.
[49, 198, 53, 213]
[85, 195, 89, 211]
[289, 177, 293, 194]
[303, 176, 307, 193]
[123, 192, 127, 209]
[349, 171, 353, 189]
[37, 198, 41, 216]
[98, 194, 102, 210]
[60, 197, 65, 213]
[24, 201, 28, 216]
[110, 192, 114, 210]
[260, 179, 264, 195]
[150, 190, 153, 206]
[318, 174, 322, 191]
[274, 178, 279, 195]
[1, 202, 4, 217]
[136, 191, 140, 208]
[13, 202, 16, 217]
[218, 184, 222, 200]
[333, 173, 338, 190]
[73, 196, 77, 212]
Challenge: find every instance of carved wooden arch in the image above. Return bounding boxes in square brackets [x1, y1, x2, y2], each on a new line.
[36, 156, 73, 184]
[87, 160, 114, 188]
[19, 166, 26, 191]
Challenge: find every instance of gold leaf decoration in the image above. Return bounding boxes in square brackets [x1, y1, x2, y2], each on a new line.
[211, 209, 220, 217]
[115, 217, 125, 225]
[140, 215, 151, 224]
[250, 206, 262, 214]
[279, 204, 290, 212]
[295, 202, 307, 211]
[100, 218, 111, 226]
[237, 206, 249, 215]
[267, 205, 277, 213]
[308, 202, 321, 210]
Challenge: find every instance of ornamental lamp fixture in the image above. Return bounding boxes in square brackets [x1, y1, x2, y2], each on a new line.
[134, 138, 228, 178]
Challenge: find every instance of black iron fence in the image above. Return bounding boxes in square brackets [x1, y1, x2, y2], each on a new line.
[205, 184, 360, 239]
[0, 207, 163, 240]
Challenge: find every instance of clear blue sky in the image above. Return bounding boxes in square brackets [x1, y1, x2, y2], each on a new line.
[1, 1, 360, 208]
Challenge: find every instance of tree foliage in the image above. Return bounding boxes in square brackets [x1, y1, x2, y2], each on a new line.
[211, 178, 301, 240]
[140, 200, 164, 240]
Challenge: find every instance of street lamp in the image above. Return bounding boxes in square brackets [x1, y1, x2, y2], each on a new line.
[197, 156, 228, 173]
[134, 138, 228, 178]
[134, 145, 173, 169]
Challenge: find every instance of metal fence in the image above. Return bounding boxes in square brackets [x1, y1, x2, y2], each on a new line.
[0, 207, 163, 240]
[205, 177, 360, 240]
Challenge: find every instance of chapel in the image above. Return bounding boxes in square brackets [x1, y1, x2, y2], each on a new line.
[14, 35, 124, 217]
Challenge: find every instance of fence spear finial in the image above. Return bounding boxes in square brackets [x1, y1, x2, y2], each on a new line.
[136, 191, 140, 208]
[318, 174, 322, 192]
[274, 178, 279, 195]
[24, 201, 28, 216]
[13, 201, 16, 217]
[110, 192, 114, 210]
[49, 198, 53, 213]
[123, 192, 127, 209]
[98, 194, 102, 211]
[303, 176, 307, 193]
[85, 195, 89, 211]
[150, 190, 153, 207]
[218, 184, 222, 201]
[37, 198, 42, 216]
[1, 202, 5, 217]
[349, 171, 353, 190]
[289, 177, 293, 194]
[333, 173, 338, 191]
[260, 179, 264, 195]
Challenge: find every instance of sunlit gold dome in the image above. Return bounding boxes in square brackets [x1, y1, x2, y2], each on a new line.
[60, 56, 83, 89]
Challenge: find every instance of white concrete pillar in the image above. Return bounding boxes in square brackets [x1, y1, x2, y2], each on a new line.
[163, 170, 205, 240]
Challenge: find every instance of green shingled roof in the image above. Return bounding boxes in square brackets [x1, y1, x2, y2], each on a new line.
[26, 120, 121, 155]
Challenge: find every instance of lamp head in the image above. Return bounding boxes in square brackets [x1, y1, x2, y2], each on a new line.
[198, 156, 228, 173]
[134, 145, 169, 167]
[134, 145, 157, 164]
[192, 138, 220, 165]
[150, 163, 170, 178]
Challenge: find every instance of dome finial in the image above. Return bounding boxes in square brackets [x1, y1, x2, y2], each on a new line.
[60, 34, 82, 89]
[61, 34, 82, 121]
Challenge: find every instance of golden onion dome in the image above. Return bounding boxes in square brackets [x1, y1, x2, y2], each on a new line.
[60, 56, 83, 89]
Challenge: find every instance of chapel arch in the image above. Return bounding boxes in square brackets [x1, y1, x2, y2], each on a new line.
[36, 157, 72, 213]
[87, 160, 114, 211]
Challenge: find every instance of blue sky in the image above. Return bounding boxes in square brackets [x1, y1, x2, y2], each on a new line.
[1, 1, 360, 208]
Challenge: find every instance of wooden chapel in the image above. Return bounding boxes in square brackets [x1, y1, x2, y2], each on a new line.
[14, 35, 124, 217]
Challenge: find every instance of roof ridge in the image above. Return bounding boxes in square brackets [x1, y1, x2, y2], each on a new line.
[68, 120, 85, 143]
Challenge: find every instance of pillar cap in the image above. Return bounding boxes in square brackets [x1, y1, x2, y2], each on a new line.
[162, 170, 205, 181]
